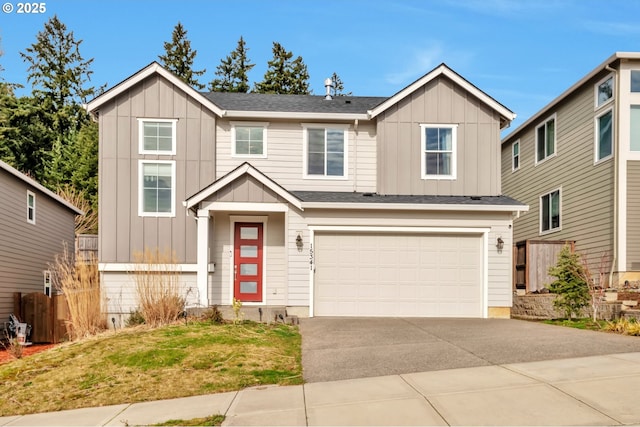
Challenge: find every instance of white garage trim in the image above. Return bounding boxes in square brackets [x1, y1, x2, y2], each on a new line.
[308, 226, 490, 318]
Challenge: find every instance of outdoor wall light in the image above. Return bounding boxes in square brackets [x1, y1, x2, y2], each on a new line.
[296, 233, 303, 251]
[496, 237, 505, 252]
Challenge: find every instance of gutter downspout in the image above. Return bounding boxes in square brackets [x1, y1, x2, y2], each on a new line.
[607, 63, 619, 287]
[353, 119, 359, 192]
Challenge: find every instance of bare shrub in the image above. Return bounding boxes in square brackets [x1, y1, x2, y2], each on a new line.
[50, 244, 106, 340]
[130, 248, 185, 327]
[56, 184, 98, 235]
[1, 332, 24, 360]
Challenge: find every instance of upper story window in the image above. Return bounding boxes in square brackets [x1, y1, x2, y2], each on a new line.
[631, 70, 640, 92]
[138, 119, 177, 155]
[231, 122, 268, 158]
[512, 140, 520, 172]
[540, 188, 561, 234]
[420, 124, 457, 180]
[27, 190, 35, 224]
[595, 109, 613, 162]
[139, 160, 175, 217]
[535, 115, 556, 164]
[303, 124, 348, 179]
[595, 75, 614, 108]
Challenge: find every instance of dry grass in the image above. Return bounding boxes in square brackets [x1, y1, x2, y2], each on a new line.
[0, 321, 302, 416]
[131, 248, 186, 327]
[50, 245, 106, 340]
[56, 185, 98, 235]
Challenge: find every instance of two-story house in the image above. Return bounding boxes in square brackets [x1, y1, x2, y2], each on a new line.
[86, 62, 527, 323]
[0, 160, 83, 321]
[502, 52, 640, 291]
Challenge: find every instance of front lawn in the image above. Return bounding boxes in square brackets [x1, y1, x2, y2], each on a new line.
[0, 321, 302, 416]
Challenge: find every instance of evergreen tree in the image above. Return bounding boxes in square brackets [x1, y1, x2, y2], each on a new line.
[330, 72, 352, 96]
[548, 245, 590, 319]
[209, 36, 254, 92]
[159, 22, 206, 89]
[253, 42, 310, 94]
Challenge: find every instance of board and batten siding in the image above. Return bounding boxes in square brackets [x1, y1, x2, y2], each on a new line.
[377, 75, 502, 196]
[215, 119, 377, 193]
[0, 169, 76, 320]
[627, 162, 640, 269]
[502, 70, 615, 274]
[99, 74, 216, 264]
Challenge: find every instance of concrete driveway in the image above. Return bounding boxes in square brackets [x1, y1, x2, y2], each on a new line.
[299, 317, 640, 382]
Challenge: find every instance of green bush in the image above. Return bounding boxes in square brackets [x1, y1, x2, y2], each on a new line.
[548, 244, 589, 319]
[200, 305, 224, 324]
[126, 309, 146, 327]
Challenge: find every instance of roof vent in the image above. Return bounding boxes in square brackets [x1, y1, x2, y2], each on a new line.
[324, 78, 333, 100]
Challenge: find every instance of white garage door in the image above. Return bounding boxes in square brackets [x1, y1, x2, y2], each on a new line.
[313, 233, 483, 317]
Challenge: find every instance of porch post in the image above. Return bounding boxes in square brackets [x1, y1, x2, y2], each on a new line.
[196, 210, 210, 307]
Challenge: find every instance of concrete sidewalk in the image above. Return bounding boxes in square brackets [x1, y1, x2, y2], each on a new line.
[3, 352, 640, 426]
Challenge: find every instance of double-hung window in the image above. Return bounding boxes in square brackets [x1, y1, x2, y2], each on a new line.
[512, 140, 520, 172]
[139, 160, 175, 217]
[595, 109, 613, 162]
[535, 115, 556, 164]
[138, 119, 177, 155]
[27, 190, 35, 224]
[421, 124, 457, 179]
[303, 125, 348, 178]
[232, 122, 268, 158]
[540, 189, 561, 234]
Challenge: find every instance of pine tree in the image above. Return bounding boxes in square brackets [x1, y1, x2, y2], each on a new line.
[159, 22, 206, 90]
[253, 42, 310, 94]
[548, 245, 590, 319]
[330, 72, 352, 96]
[209, 36, 254, 93]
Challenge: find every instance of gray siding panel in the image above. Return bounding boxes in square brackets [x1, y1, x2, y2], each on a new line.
[627, 162, 640, 269]
[99, 74, 216, 264]
[502, 70, 614, 273]
[377, 75, 502, 196]
[0, 170, 76, 320]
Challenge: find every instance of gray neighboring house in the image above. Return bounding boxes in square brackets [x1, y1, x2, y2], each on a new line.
[86, 61, 527, 323]
[0, 160, 83, 321]
[502, 52, 640, 290]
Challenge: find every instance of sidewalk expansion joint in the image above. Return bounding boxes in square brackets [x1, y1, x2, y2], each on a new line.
[399, 374, 451, 427]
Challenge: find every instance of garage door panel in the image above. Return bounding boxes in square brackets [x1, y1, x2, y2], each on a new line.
[314, 232, 483, 317]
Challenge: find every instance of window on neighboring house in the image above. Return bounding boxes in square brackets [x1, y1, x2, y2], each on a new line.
[595, 109, 613, 162]
[595, 75, 614, 108]
[139, 160, 175, 217]
[304, 125, 347, 178]
[44, 270, 51, 297]
[631, 106, 640, 152]
[232, 123, 267, 157]
[540, 189, 561, 234]
[138, 119, 177, 154]
[421, 124, 457, 179]
[631, 70, 640, 92]
[512, 140, 520, 171]
[536, 115, 556, 163]
[27, 190, 35, 224]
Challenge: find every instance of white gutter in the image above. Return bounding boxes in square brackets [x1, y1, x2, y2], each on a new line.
[300, 201, 529, 213]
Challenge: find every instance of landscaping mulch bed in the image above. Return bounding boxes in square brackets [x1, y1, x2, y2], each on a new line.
[0, 343, 57, 364]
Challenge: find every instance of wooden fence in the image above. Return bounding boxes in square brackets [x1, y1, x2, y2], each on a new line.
[76, 234, 98, 262]
[514, 240, 576, 293]
[13, 292, 69, 343]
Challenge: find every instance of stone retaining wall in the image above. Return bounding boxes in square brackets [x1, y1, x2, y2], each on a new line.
[512, 294, 622, 320]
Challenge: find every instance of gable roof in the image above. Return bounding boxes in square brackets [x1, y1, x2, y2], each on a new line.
[502, 52, 640, 142]
[184, 162, 303, 211]
[0, 160, 83, 215]
[85, 62, 225, 117]
[368, 63, 516, 129]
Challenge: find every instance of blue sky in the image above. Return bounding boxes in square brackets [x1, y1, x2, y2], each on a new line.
[1, 0, 639, 134]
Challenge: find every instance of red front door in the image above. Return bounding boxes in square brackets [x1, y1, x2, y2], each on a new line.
[234, 223, 263, 302]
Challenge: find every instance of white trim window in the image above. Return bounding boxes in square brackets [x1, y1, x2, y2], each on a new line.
[421, 124, 457, 179]
[595, 108, 613, 163]
[535, 115, 556, 164]
[27, 190, 35, 224]
[512, 140, 520, 172]
[303, 124, 348, 179]
[138, 119, 177, 155]
[631, 105, 640, 152]
[632, 70, 640, 93]
[540, 188, 561, 234]
[595, 74, 614, 108]
[44, 270, 52, 297]
[139, 160, 176, 217]
[231, 122, 268, 158]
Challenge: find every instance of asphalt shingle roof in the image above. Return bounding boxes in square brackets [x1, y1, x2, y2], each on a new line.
[292, 191, 526, 206]
[202, 92, 388, 114]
